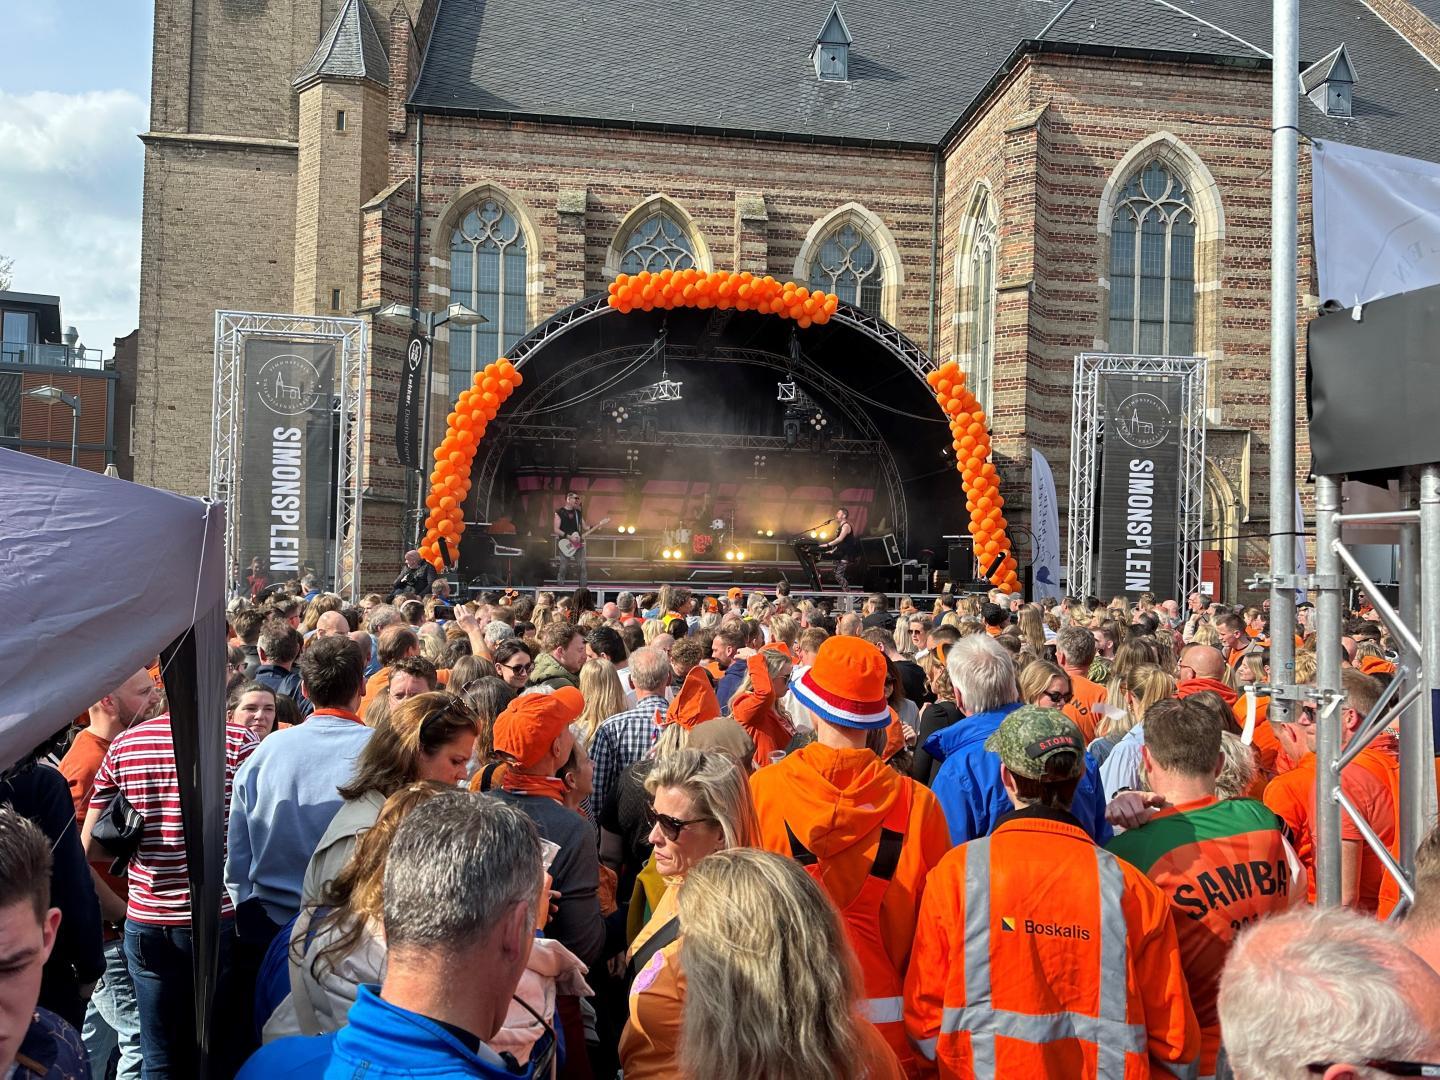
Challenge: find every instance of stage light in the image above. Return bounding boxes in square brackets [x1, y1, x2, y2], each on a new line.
[765, 529, 774, 538]
[627, 526, 636, 534]
[725, 551, 736, 561]
[618, 525, 626, 533]
[736, 551, 746, 561]
[809, 531, 817, 539]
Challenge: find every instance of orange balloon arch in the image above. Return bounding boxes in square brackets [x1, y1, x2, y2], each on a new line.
[928, 361, 1019, 593]
[418, 268, 1016, 593]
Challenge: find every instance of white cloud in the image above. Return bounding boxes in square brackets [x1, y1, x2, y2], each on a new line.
[0, 89, 146, 357]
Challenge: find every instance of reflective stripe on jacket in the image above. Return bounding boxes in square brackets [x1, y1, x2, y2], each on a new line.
[903, 808, 1199, 1079]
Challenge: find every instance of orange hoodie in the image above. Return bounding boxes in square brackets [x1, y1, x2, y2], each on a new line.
[749, 743, 951, 985]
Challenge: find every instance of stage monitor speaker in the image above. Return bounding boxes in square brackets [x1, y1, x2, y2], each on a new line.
[948, 539, 976, 584]
[862, 564, 899, 592]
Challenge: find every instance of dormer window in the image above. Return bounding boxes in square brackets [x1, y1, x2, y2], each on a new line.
[812, 3, 852, 82]
[1302, 44, 1356, 118]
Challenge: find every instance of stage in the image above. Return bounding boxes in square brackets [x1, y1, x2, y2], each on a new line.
[451, 293, 974, 592]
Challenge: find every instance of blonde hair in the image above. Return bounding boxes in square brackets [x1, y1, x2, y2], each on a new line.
[1216, 731, 1258, 799]
[890, 618, 914, 658]
[645, 749, 760, 851]
[768, 614, 800, 651]
[1100, 664, 1176, 741]
[733, 650, 792, 700]
[1018, 660, 1070, 706]
[920, 651, 953, 700]
[575, 658, 626, 750]
[1016, 606, 1047, 654]
[1191, 621, 1222, 648]
[641, 618, 664, 645]
[677, 849, 868, 1080]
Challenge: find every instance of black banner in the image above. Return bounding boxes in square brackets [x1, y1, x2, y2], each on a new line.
[396, 331, 425, 469]
[238, 338, 336, 581]
[1096, 373, 1183, 600]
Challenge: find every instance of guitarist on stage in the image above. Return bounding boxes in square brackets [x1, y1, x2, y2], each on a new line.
[553, 491, 590, 586]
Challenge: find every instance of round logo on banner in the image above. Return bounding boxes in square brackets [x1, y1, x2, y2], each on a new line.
[256, 352, 324, 416]
[1111, 392, 1173, 450]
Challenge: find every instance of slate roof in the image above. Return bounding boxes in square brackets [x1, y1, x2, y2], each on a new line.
[1302, 45, 1354, 94]
[410, 0, 1440, 160]
[295, 0, 390, 91]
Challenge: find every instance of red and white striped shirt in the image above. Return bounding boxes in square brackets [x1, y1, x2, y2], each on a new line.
[90, 715, 256, 925]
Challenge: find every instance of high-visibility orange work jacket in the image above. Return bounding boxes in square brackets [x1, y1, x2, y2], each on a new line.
[751, 742, 952, 1076]
[904, 807, 1199, 1079]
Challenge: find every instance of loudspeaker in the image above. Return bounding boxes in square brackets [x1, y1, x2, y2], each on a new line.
[859, 533, 900, 567]
[948, 539, 976, 584]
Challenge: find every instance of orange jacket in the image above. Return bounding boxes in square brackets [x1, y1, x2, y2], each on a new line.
[1063, 672, 1107, 743]
[729, 654, 795, 767]
[904, 809, 1199, 1079]
[751, 742, 951, 1076]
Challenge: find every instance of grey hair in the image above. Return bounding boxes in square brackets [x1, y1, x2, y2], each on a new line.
[1218, 907, 1439, 1080]
[947, 633, 1018, 714]
[629, 646, 670, 691]
[1054, 625, 1097, 667]
[698, 613, 722, 631]
[382, 791, 541, 954]
[1215, 731, 1258, 800]
[483, 620, 513, 648]
[366, 604, 403, 634]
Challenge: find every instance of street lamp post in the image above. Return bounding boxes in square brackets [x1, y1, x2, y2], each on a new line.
[376, 302, 487, 549]
[27, 385, 81, 466]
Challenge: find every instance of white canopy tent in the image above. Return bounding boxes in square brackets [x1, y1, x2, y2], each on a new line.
[0, 448, 229, 1071]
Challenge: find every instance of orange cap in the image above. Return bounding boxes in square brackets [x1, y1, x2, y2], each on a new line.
[493, 691, 584, 767]
[665, 667, 722, 730]
[1357, 655, 1396, 676]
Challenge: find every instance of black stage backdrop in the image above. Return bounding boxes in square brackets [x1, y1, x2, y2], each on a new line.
[1096, 373, 1183, 600]
[238, 338, 335, 577]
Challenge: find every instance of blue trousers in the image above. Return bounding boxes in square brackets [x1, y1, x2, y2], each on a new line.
[124, 918, 238, 1079]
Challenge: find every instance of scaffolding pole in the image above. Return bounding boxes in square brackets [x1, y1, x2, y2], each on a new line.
[1313, 476, 1344, 906]
[1267, 0, 1299, 729]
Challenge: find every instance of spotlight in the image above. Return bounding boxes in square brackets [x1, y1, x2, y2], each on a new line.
[809, 531, 817, 539]
[735, 551, 746, 562]
[765, 529, 774, 538]
[756, 529, 764, 537]
[627, 526, 636, 535]
[617, 525, 626, 534]
[660, 549, 670, 560]
[725, 551, 736, 562]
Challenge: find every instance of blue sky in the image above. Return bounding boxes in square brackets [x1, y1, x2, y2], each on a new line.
[1, 1, 153, 357]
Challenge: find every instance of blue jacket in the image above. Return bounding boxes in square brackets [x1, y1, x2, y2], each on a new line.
[924, 702, 1114, 846]
[237, 984, 523, 1079]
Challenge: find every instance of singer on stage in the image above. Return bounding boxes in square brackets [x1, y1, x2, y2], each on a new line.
[818, 506, 861, 590]
[554, 491, 589, 586]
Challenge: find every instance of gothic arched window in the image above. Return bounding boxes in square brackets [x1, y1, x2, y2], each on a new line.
[617, 212, 697, 274]
[807, 222, 884, 315]
[448, 197, 530, 382]
[1108, 162, 1195, 355]
[968, 194, 998, 412]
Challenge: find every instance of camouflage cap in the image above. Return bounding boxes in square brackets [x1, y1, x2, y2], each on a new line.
[983, 704, 1086, 781]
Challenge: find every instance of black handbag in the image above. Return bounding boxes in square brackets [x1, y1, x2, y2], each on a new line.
[90, 791, 145, 875]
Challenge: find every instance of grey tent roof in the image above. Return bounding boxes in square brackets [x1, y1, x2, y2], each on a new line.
[409, 0, 1440, 160]
[295, 0, 390, 92]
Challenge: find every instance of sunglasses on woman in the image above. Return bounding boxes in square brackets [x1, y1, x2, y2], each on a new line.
[644, 803, 714, 842]
[1039, 689, 1074, 705]
[501, 661, 533, 676]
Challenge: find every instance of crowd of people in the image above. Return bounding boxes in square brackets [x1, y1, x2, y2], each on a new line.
[3, 564, 1439, 1080]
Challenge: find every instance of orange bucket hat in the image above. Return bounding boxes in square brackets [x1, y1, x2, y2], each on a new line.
[790, 636, 889, 730]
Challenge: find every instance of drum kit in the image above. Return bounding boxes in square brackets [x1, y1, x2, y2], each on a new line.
[661, 514, 733, 558]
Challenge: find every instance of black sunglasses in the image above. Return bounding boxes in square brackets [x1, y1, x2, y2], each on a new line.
[501, 661, 533, 675]
[644, 803, 713, 842]
[1308, 1064, 1440, 1077]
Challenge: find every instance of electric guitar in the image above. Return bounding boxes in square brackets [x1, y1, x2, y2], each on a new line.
[557, 517, 611, 558]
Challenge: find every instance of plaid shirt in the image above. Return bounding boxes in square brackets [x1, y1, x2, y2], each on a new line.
[590, 697, 666, 822]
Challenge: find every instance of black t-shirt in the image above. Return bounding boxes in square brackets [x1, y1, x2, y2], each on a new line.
[833, 524, 861, 559]
[910, 700, 961, 786]
[556, 507, 582, 537]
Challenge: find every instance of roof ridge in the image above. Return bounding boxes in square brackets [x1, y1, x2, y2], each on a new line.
[294, 0, 390, 91]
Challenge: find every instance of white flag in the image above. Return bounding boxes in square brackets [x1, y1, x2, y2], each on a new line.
[1030, 448, 1062, 600]
[1312, 139, 1440, 306]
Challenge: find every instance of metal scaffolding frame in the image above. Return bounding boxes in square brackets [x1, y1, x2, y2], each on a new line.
[211, 311, 367, 600]
[1066, 353, 1206, 602]
[1305, 468, 1440, 911]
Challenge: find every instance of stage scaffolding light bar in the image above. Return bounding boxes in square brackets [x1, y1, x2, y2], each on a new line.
[211, 311, 367, 600]
[1067, 353, 1206, 603]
